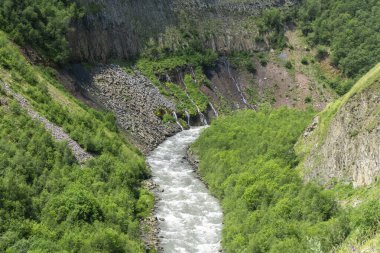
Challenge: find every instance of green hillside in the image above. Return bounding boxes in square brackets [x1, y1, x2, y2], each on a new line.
[0, 32, 153, 252]
[191, 64, 380, 252]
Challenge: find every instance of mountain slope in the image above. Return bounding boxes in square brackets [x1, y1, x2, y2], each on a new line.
[297, 63, 380, 187]
[0, 32, 154, 252]
[190, 65, 380, 252]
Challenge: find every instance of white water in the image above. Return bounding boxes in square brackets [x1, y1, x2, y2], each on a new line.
[224, 59, 248, 105]
[190, 99, 208, 126]
[179, 73, 208, 126]
[166, 73, 172, 83]
[173, 111, 184, 130]
[185, 110, 191, 126]
[209, 102, 219, 118]
[147, 127, 223, 253]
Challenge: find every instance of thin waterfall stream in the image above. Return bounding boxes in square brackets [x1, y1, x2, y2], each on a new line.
[147, 127, 223, 253]
[179, 70, 208, 125]
[172, 111, 184, 130]
[223, 59, 248, 106]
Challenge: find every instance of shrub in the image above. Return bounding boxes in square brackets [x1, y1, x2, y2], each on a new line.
[260, 58, 268, 67]
[301, 57, 309, 65]
[285, 61, 293, 69]
[246, 62, 257, 74]
[316, 46, 329, 61]
[305, 96, 312, 103]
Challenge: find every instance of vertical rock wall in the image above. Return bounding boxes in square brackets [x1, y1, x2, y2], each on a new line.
[302, 81, 380, 187]
[68, 0, 299, 62]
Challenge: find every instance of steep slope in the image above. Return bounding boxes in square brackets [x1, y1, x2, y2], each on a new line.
[80, 65, 181, 153]
[0, 81, 92, 163]
[190, 79, 380, 251]
[297, 63, 380, 187]
[69, 0, 299, 62]
[0, 32, 154, 252]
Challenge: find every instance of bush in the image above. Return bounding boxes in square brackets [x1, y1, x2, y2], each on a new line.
[260, 58, 268, 67]
[316, 46, 329, 61]
[301, 57, 309, 65]
[191, 108, 337, 252]
[246, 62, 257, 74]
[285, 61, 293, 69]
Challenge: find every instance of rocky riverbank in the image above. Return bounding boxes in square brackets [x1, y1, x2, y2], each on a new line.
[140, 180, 161, 252]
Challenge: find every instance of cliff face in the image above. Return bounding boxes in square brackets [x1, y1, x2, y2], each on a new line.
[68, 0, 299, 62]
[68, 0, 176, 62]
[298, 64, 380, 187]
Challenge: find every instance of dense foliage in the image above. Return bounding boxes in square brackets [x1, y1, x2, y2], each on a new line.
[135, 52, 216, 121]
[192, 108, 380, 252]
[0, 0, 80, 63]
[0, 32, 152, 252]
[298, 0, 380, 78]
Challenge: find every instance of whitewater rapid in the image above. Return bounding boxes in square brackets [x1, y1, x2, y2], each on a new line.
[147, 127, 223, 253]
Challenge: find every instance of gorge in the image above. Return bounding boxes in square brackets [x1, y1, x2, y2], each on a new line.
[0, 0, 380, 252]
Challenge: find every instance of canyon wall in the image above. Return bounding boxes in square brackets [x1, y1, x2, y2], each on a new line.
[298, 65, 380, 187]
[68, 0, 299, 62]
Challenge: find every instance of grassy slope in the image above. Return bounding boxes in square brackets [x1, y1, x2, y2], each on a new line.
[0, 32, 154, 252]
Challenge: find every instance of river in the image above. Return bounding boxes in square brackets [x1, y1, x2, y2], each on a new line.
[147, 127, 223, 253]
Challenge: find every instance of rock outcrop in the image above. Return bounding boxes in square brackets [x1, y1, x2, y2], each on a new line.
[69, 0, 175, 62]
[298, 64, 380, 187]
[80, 65, 180, 153]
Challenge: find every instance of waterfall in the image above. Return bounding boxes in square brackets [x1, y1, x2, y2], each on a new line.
[209, 102, 219, 118]
[190, 66, 197, 83]
[172, 111, 184, 131]
[191, 99, 208, 126]
[224, 59, 248, 105]
[166, 73, 171, 83]
[185, 110, 191, 126]
[179, 72, 208, 126]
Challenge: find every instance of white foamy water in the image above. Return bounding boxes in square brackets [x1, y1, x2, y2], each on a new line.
[147, 127, 223, 253]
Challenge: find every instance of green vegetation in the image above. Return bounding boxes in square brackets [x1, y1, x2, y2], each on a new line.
[135, 52, 216, 116]
[298, 0, 380, 78]
[257, 8, 287, 49]
[0, 32, 152, 252]
[192, 107, 380, 252]
[228, 51, 256, 74]
[301, 57, 309, 65]
[285, 61, 293, 69]
[0, 0, 82, 63]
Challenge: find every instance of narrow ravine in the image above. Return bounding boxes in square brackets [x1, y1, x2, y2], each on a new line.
[147, 127, 223, 253]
